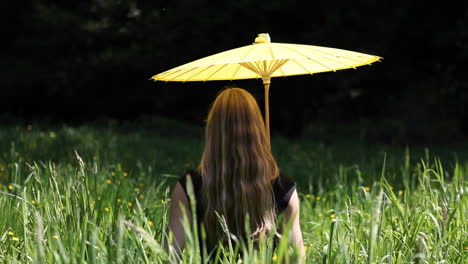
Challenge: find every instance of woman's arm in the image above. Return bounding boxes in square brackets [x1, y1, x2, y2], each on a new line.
[165, 182, 191, 259]
[283, 189, 306, 263]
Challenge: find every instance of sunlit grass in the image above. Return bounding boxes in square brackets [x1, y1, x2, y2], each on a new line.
[0, 119, 467, 263]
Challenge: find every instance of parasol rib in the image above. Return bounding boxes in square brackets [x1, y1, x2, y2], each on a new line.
[230, 44, 263, 79]
[266, 45, 291, 76]
[278, 45, 342, 72]
[295, 57, 335, 73]
[179, 65, 218, 81]
[280, 44, 377, 68]
[160, 67, 203, 81]
[160, 46, 251, 81]
[240, 62, 263, 76]
[269, 59, 289, 74]
[203, 64, 236, 81]
[267, 45, 276, 59]
[277, 60, 287, 76]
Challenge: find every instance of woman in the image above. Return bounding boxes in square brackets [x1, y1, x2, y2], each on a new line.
[166, 87, 304, 262]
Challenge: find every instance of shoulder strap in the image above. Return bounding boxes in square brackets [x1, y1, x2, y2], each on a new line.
[178, 169, 202, 198]
[273, 172, 296, 213]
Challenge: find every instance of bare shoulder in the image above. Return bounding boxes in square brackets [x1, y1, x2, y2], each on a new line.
[171, 181, 189, 206]
[285, 189, 300, 216]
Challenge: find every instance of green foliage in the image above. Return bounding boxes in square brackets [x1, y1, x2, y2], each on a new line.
[0, 121, 467, 263]
[3, 0, 468, 141]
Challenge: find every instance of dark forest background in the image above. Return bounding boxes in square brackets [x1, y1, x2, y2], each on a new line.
[2, 0, 468, 145]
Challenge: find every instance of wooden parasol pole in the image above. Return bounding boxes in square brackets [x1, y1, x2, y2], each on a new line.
[262, 77, 271, 142]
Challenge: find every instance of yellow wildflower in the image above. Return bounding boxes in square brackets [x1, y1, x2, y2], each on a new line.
[305, 194, 311, 198]
[8, 185, 14, 190]
[398, 190, 404, 195]
[104, 208, 110, 212]
[330, 214, 336, 220]
[52, 235, 60, 239]
[161, 200, 168, 204]
[106, 179, 112, 184]
[117, 199, 121, 203]
[272, 255, 278, 262]
[363, 186, 371, 191]
[127, 202, 133, 207]
[123, 172, 128, 177]
[8, 231, 14, 236]
[134, 188, 140, 192]
[148, 221, 154, 227]
[12, 237, 20, 241]
[31, 200, 36, 205]
[316, 196, 321, 200]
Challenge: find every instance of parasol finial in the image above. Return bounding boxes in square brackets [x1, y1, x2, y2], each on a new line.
[254, 33, 271, 44]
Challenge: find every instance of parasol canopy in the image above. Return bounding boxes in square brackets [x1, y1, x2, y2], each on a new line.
[152, 33, 381, 139]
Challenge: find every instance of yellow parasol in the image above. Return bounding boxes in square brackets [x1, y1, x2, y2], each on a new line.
[151, 33, 381, 139]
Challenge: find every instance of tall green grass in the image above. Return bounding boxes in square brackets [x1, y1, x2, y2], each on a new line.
[0, 120, 467, 263]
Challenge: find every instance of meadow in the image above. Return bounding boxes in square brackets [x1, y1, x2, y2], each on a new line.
[0, 118, 467, 263]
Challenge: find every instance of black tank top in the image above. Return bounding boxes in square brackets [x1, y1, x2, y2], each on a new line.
[177, 169, 296, 258]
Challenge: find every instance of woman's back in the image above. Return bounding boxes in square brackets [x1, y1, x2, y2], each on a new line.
[165, 87, 305, 262]
[178, 169, 296, 227]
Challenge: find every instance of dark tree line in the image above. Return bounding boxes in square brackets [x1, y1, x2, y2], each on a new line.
[2, 0, 468, 144]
